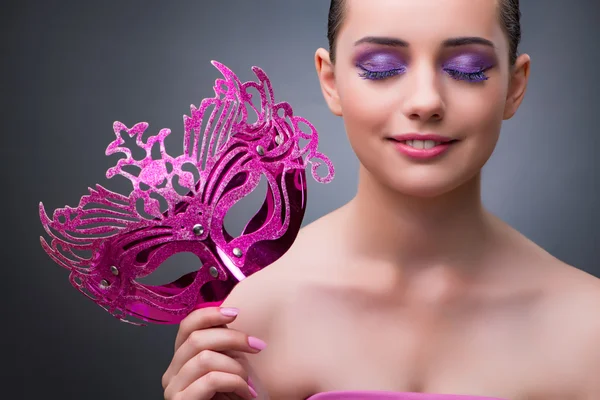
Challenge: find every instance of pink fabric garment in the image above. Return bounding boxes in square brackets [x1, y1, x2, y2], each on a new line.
[306, 391, 508, 400]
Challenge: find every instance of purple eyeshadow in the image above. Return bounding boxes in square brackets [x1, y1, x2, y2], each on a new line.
[353, 47, 496, 82]
[442, 53, 495, 73]
[355, 50, 407, 72]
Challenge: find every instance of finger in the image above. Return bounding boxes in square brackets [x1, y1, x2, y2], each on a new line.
[165, 327, 264, 383]
[176, 307, 240, 351]
[164, 350, 248, 399]
[182, 371, 256, 400]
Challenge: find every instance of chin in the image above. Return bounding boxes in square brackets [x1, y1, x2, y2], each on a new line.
[378, 167, 478, 199]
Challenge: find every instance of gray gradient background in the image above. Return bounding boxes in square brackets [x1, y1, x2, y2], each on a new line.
[3, 1, 599, 399]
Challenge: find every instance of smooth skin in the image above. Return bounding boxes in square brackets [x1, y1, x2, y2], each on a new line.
[162, 0, 600, 399]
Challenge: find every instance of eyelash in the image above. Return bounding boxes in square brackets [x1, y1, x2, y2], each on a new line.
[443, 68, 489, 82]
[358, 68, 406, 80]
[358, 67, 490, 83]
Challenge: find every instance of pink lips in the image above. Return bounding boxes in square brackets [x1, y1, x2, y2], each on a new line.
[390, 133, 457, 160]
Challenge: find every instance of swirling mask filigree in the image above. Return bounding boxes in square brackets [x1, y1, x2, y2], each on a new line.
[39, 61, 334, 325]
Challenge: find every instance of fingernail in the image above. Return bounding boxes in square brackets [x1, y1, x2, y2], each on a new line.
[249, 385, 258, 398]
[220, 307, 239, 317]
[248, 336, 267, 351]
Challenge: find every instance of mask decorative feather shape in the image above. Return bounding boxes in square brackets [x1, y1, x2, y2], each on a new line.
[39, 61, 334, 325]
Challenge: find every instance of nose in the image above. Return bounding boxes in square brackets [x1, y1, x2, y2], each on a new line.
[401, 65, 445, 122]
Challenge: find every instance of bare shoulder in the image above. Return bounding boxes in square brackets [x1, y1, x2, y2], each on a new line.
[221, 207, 344, 335]
[540, 261, 600, 327]
[533, 261, 600, 397]
[219, 252, 291, 338]
[219, 211, 344, 398]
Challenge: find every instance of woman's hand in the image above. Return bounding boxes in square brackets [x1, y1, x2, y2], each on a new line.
[162, 307, 267, 400]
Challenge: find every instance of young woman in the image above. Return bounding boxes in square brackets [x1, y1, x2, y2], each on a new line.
[162, 1, 600, 399]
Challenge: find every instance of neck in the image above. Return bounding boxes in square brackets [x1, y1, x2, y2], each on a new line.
[345, 165, 495, 273]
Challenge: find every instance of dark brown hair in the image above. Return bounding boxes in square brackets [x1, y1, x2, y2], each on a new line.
[327, 0, 521, 65]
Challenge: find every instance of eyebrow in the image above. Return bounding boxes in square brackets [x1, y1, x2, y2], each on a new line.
[354, 36, 496, 49]
[354, 36, 409, 47]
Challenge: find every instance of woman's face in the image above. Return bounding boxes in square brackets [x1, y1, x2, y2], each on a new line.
[317, 0, 530, 198]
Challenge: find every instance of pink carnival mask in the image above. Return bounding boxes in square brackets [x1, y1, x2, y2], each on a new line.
[39, 61, 334, 325]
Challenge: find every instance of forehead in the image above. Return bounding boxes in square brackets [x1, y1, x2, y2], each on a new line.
[341, 0, 506, 49]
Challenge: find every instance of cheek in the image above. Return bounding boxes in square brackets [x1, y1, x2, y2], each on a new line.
[337, 73, 399, 138]
[447, 80, 507, 174]
[449, 80, 506, 139]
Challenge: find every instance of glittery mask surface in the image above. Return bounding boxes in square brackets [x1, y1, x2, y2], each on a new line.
[39, 61, 334, 325]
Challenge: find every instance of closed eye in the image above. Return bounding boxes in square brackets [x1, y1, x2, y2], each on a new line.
[359, 66, 489, 83]
[358, 66, 406, 81]
[444, 68, 489, 82]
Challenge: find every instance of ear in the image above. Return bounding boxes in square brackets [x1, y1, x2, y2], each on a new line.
[315, 48, 343, 116]
[503, 53, 531, 120]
